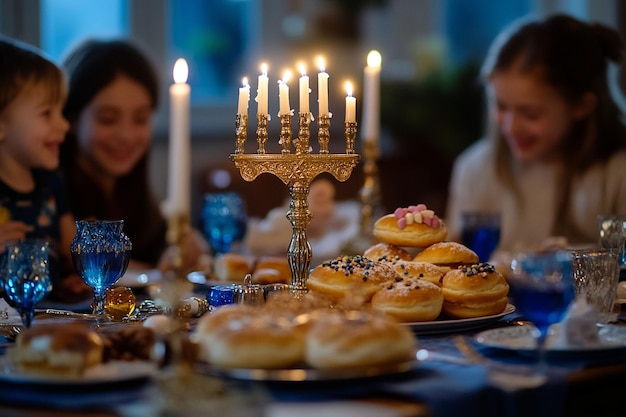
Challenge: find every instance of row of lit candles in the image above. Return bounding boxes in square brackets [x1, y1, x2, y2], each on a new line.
[237, 50, 382, 129]
[165, 51, 382, 218]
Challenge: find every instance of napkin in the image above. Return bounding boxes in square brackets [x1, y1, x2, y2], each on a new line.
[0, 298, 22, 326]
[553, 297, 601, 348]
[245, 195, 360, 266]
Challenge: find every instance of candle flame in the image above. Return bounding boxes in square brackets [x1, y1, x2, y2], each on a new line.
[173, 58, 189, 83]
[298, 62, 306, 76]
[282, 70, 291, 83]
[261, 63, 268, 76]
[346, 81, 353, 97]
[242, 77, 249, 87]
[367, 50, 382, 68]
[317, 56, 326, 72]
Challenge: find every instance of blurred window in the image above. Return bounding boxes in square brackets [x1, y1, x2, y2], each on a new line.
[39, 0, 250, 106]
[169, 0, 249, 104]
[41, 0, 128, 62]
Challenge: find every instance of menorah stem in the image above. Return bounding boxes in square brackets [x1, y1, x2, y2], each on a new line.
[286, 183, 313, 293]
[359, 139, 381, 235]
[279, 113, 292, 154]
[295, 112, 312, 154]
[318, 114, 331, 154]
[256, 113, 269, 154]
[344, 121, 357, 154]
[235, 114, 248, 154]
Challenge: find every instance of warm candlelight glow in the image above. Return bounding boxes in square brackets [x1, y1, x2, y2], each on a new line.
[317, 56, 325, 72]
[363, 50, 382, 143]
[257, 63, 269, 116]
[298, 62, 310, 114]
[278, 70, 292, 116]
[345, 81, 356, 123]
[173, 58, 189, 83]
[168, 58, 191, 216]
[367, 50, 382, 69]
[317, 56, 329, 116]
[238, 77, 250, 116]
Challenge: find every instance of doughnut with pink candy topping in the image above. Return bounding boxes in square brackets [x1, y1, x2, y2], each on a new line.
[373, 204, 448, 248]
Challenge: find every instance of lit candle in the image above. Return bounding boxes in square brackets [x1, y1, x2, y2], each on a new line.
[168, 58, 191, 216]
[317, 56, 329, 116]
[237, 77, 250, 116]
[345, 81, 356, 123]
[278, 70, 291, 116]
[363, 50, 381, 142]
[256, 63, 269, 116]
[298, 62, 310, 114]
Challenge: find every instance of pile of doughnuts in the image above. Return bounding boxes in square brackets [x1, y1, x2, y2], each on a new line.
[193, 302, 417, 369]
[213, 253, 292, 285]
[312, 204, 510, 321]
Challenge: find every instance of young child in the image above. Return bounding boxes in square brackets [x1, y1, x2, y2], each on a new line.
[445, 14, 626, 252]
[0, 37, 91, 302]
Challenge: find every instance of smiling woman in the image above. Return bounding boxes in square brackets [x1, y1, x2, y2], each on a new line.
[59, 39, 208, 272]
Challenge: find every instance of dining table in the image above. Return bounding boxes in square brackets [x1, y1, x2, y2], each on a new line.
[1, 280, 625, 417]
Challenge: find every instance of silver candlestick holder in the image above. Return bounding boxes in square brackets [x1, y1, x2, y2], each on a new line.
[231, 112, 359, 294]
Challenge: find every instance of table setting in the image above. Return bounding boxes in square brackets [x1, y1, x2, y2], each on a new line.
[2, 55, 626, 417]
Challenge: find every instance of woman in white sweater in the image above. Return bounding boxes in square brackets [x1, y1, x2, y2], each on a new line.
[446, 14, 626, 251]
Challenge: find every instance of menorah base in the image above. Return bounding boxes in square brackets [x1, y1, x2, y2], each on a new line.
[231, 153, 359, 292]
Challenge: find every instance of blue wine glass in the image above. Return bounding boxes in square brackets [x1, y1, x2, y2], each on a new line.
[201, 192, 248, 256]
[70, 220, 132, 317]
[1, 239, 51, 327]
[460, 211, 501, 262]
[508, 251, 575, 380]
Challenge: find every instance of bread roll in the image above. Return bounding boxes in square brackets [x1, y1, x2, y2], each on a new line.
[371, 278, 443, 322]
[441, 263, 509, 318]
[363, 242, 412, 262]
[251, 256, 292, 284]
[307, 255, 399, 303]
[10, 322, 104, 374]
[213, 253, 254, 282]
[413, 242, 479, 270]
[373, 212, 447, 248]
[197, 314, 305, 369]
[305, 310, 416, 368]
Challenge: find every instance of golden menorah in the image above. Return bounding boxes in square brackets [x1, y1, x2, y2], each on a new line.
[231, 112, 360, 293]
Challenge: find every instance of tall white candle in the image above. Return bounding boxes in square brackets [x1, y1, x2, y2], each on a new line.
[345, 81, 356, 123]
[237, 77, 250, 116]
[317, 56, 329, 116]
[278, 70, 291, 116]
[168, 58, 191, 216]
[298, 62, 310, 114]
[257, 63, 269, 116]
[363, 50, 381, 142]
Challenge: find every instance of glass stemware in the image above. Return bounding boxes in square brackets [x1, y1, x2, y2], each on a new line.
[1, 239, 52, 327]
[70, 220, 132, 317]
[508, 250, 575, 381]
[201, 192, 248, 256]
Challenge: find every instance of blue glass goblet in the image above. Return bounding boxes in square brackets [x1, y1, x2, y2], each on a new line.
[201, 192, 248, 256]
[1, 239, 51, 327]
[508, 250, 575, 380]
[70, 220, 132, 317]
